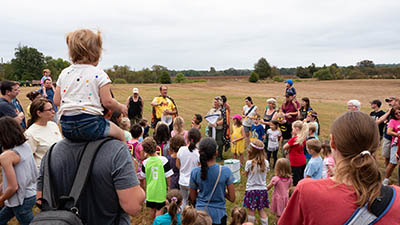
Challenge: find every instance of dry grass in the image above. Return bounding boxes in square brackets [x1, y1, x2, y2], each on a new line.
[12, 79, 399, 225]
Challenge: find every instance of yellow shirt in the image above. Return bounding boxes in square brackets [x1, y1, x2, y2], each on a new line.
[152, 96, 176, 119]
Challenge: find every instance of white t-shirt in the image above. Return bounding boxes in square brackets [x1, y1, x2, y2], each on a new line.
[56, 64, 111, 116]
[267, 129, 281, 150]
[243, 105, 257, 127]
[24, 121, 63, 167]
[177, 146, 200, 186]
[245, 159, 270, 191]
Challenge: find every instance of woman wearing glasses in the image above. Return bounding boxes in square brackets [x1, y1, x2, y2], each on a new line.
[24, 98, 63, 167]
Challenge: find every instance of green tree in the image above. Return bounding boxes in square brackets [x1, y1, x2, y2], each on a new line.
[248, 72, 259, 83]
[254, 58, 272, 79]
[357, 60, 375, 68]
[308, 63, 318, 76]
[271, 66, 280, 77]
[160, 71, 171, 84]
[10, 45, 45, 80]
[175, 72, 186, 83]
[296, 66, 311, 78]
[210, 67, 216, 73]
[313, 68, 333, 80]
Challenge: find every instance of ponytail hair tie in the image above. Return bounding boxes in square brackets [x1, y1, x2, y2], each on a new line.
[360, 151, 371, 156]
[250, 142, 264, 150]
[171, 197, 178, 202]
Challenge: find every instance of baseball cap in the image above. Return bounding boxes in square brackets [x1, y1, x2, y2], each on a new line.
[284, 80, 293, 86]
[232, 114, 242, 121]
[132, 88, 139, 94]
[385, 97, 396, 102]
[370, 99, 382, 108]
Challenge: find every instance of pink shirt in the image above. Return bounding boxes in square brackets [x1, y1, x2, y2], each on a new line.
[279, 179, 400, 225]
[388, 119, 400, 146]
[171, 130, 189, 144]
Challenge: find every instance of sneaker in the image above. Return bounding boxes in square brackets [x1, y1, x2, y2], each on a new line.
[383, 178, 390, 186]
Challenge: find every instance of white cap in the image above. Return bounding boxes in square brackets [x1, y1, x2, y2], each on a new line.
[132, 88, 139, 94]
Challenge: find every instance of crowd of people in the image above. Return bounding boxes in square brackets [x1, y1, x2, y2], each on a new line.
[0, 28, 399, 225]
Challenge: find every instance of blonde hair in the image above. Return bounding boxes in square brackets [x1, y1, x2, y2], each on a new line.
[275, 158, 292, 178]
[306, 139, 322, 153]
[248, 139, 267, 173]
[66, 29, 102, 65]
[182, 206, 212, 225]
[230, 206, 247, 225]
[308, 122, 316, 134]
[292, 121, 308, 145]
[120, 117, 130, 131]
[331, 112, 381, 209]
[42, 69, 50, 75]
[173, 116, 185, 135]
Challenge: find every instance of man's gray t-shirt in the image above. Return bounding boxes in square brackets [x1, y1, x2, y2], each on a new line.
[37, 139, 139, 225]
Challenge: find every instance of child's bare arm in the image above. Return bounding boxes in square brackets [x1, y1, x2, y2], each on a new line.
[267, 182, 273, 191]
[54, 86, 61, 107]
[99, 84, 127, 116]
[166, 177, 171, 189]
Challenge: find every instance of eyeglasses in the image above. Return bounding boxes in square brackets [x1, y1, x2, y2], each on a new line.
[42, 108, 55, 112]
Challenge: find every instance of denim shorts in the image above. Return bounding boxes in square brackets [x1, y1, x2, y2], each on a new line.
[60, 114, 110, 142]
[389, 145, 399, 165]
[0, 195, 36, 225]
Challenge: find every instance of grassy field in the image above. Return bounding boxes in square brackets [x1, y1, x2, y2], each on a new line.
[14, 79, 400, 225]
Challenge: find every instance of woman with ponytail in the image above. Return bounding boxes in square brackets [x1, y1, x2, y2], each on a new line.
[177, 128, 202, 208]
[283, 120, 308, 186]
[189, 137, 236, 225]
[153, 189, 183, 225]
[279, 112, 400, 224]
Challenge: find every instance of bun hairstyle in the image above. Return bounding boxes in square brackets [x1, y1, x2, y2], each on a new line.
[167, 189, 183, 225]
[182, 206, 212, 225]
[188, 128, 201, 152]
[331, 112, 381, 209]
[66, 29, 103, 65]
[292, 121, 308, 145]
[199, 137, 217, 180]
[230, 206, 247, 225]
[248, 139, 267, 173]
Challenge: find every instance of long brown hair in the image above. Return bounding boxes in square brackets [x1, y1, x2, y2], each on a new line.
[331, 112, 381, 209]
[0, 117, 27, 149]
[28, 98, 51, 128]
[248, 139, 267, 173]
[167, 189, 183, 225]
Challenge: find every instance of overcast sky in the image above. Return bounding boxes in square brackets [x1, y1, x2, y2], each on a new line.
[1, 0, 399, 70]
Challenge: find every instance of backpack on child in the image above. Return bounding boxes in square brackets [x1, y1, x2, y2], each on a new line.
[30, 138, 115, 225]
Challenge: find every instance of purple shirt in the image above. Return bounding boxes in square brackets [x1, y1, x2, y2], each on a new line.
[281, 101, 300, 123]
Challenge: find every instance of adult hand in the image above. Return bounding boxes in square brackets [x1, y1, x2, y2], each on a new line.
[211, 123, 217, 128]
[18, 112, 25, 120]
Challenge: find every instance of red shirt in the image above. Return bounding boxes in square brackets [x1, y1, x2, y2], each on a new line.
[281, 101, 300, 123]
[279, 179, 400, 225]
[288, 136, 306, 167]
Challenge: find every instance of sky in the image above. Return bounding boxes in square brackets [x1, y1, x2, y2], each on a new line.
[1, 0, 399, 70]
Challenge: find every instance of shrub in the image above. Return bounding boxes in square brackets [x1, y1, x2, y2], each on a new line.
[273, 76, 284, 82]
[175, 73, 186, 83]
[160, 71, 172, 84]
[248, 72, 259, 83]
[313, 68, 333, 80]
[113, 78, 127, 84]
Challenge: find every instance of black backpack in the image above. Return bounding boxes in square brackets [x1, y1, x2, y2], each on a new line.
[30, 138, 113, 225]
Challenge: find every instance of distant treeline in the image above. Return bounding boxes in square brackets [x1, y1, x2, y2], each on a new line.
[1, 45, 399, 84]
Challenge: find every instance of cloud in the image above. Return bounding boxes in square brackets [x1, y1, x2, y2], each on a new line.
[1, 0, 399, 69]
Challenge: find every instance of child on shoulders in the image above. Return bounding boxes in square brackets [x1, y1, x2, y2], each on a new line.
[54, 29, 127, 142]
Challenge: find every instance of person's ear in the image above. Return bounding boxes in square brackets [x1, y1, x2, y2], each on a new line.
[330, 134, 336, 153]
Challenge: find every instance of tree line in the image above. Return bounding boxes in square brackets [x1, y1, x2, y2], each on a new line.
[1, 45, 399, 84]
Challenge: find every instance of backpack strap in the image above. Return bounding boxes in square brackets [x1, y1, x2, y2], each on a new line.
[41, 142, 60, 210]
[204, 165, 222, 212]
[344, 186, 395, 225]
[68, 138, 113, 207]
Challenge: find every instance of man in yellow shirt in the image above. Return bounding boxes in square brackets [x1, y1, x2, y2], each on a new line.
[151, 86, 177, 129]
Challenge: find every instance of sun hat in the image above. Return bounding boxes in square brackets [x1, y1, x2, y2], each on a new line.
[232, 114, 242, 121]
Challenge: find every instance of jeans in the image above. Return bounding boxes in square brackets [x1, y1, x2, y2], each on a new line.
[0, 195, 36, 225]
[60, 114, 110, 142]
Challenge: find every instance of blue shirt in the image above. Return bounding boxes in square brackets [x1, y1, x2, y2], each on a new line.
[189, 164, 234, 224]
[304, 156, 323, 179]
[153, 213, 181, 225]
[39, 88, 58, 112]
[286, 86, 296, 95]
[251, 124, 265, 141]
